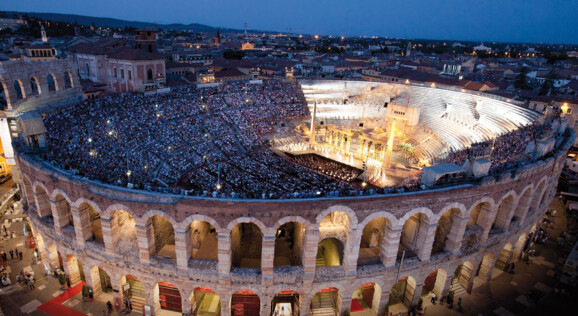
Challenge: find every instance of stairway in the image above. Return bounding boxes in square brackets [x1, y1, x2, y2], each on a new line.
[127, 278, 146, 314]
[311, 292, 337, 316]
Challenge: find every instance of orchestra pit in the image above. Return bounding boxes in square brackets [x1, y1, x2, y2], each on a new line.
[17, 79, 573, 316]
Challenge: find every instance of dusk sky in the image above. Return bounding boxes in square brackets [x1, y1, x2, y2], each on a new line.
[3, 0, 578, 44]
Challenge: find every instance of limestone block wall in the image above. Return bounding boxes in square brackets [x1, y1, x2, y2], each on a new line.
[19, 130, 573, 316]
[0, 56, 83, 114]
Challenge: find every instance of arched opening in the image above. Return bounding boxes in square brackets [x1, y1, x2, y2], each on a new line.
[54, 195, 75, 239]
[271, 291, 300, 316]
[111, 210, 138, 257]
[399, 213, 427, 259]
[148, 215, 176, 261]
[65, 255, 85, 285]
[531, 180, 547, 215]
[422, 269, 447, 299]
[14, 80, 24, 100]
[513, 233, 528, 260]
[311, 288, 340, 316]
[154, 282, 182, 313]
[512, 189, 532, 224]
[388, 277, 416, 309]
[191, 287, 221, 316]
[475, 252, 494, 284]
[64, 72, 73, 89]
[120, 275, 145, 313]
[351, 283, 381, 315]
[231, 223, 262, 269]
[464, 202, 491, 248]
[432, 208, 460, 255]
[47, 74, 57, 92]
[80, 203, 103, 244]
[316, 238, 343, 266]
[85, 63, 90, 77]
[451, 261, 474, 294]
[34, 185, 52, 218]
[0, 83, 7, 108]
[187, 220, 218, 262]
[30, 77, 40, 95]
[47, 243, 64, 272]
[274, 222, 305, 267]
[231, 289, 260, 316]
[358, 217, 387, 266]
[494, 195, 515, 231]
[494, 243, 514, 272]
[89, 266, 112, 295]
[147, 68, 153, 81]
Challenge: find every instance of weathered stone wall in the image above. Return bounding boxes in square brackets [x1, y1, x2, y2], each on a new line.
[0, 56, 82, 114]
[20, 130, 574, 316]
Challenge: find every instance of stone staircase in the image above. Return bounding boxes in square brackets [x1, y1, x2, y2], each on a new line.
[311, 292, 337, 316]
[127, 278, 146, 314]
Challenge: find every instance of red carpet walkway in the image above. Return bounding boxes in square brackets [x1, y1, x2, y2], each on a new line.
[36, 282, 87, 316]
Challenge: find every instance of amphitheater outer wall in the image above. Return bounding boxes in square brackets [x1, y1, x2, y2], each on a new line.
[19, 131, 571, 316]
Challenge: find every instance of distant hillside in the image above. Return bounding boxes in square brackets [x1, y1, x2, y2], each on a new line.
[11, 11, 267, 34]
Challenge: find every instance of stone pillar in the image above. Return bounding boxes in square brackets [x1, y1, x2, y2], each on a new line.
[479, 209, 496, 243]
[50, 200, 68, 234]
[302, 229, 320, 277]
[71, 206, 91, 247]
[300, 294, 311, 316]
[136, 223, 152, 265]
[344, 229, 359, 275]
[411, 284, 424, 305]
[217, 233, 231, 276]
[341, 296, 352, 315]
[88, 266, 102, 295]
[260, 294, 272, 316]
[445, 215, 468, 254]
[220, 293, 231, 316]
[261, 234, 275, 279]
[101, 218, 115, 257]
[416, 221, 437, 262]
[380, 225, 402, 268]
[378, 291, 389, 314]
[175, 231, 189, 271]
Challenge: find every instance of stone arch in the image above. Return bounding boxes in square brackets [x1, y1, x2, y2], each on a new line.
[13, 80, 25, 99]
[476, 252, 495, 283]
[398, 210, 432, 260]
[190, 287, 221, 316]
[274, 220, 306, 267]
[230, 221, 263, 269]
[30, 76, 41, 95]
[153, 281, 183, 313]
[357, 215, 391, 266]
[494, 191, 517, 230]
[140, 210, 178, 228]
[109, 209, 138, 258]
[493, 242, 514, 272]
[185, 219, 218, 261]
[119, 275, 146, 310]
[512, 186, 533, 224]
[64, 72, 73, 89]
[351, 282, 382, 315]
[47, 242, 64, 271]
[226, 216, 268, 234]
[316, 205, 358, 230]
[512, 233, 528, 260]
[144, 213, 176, 261]
[531, 177, 548, 213]
[451, 261, 474, 293]
[432, 207, 462, 255]
[47, 73, 58, 92]
[179, 214, 222, 233]
[389, 276, 416, 308]
[102, 203, 138, 220]
[316, 237, 344, 266]
[88, 265, 112, 295]
[52, 192, 75, 238]
[231, 289, 261, 316]
[49, 188, 73, 206]
[273, 216, 311, 231]
[65, 254, 85, 285]
[76, 200, 104, 244]
[271, 290, 301, 316]
[0, 81, 8, 108]
[464, 199, 495, 247]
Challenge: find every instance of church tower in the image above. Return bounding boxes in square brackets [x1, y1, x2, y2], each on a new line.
[406, 40, 412, 57]
[41, 25, 48, 43]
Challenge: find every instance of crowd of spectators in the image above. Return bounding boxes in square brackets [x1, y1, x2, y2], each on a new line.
[293, 154, 361, 183]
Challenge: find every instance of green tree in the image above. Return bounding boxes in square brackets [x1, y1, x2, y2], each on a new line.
[514, 67, 532, 90]
[539, 70, 557, 96]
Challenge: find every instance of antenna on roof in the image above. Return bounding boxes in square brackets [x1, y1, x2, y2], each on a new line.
[244, 21, 247, 35]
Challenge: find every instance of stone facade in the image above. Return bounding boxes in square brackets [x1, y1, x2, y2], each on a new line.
[19, 129, 572, 316]
[0, 56, 83, 114]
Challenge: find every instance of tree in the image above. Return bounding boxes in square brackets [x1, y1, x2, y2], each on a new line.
[82, 284, 89, 299]
[539, 70, 557, 96]
[58, 273, 67, 288]
[514, 67, 532, 90]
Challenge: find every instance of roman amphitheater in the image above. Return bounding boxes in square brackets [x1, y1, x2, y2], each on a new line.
[18, 79, 573, 316]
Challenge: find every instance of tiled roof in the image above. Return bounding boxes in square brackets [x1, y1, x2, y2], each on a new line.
[107, 47, 165, 60]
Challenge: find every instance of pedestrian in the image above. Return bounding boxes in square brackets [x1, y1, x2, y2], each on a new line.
[107, 301, 113, 312]
[2, 252, 6, 261]
[458, 297, 463, 312]
[431, 292, 437, 304]
[66, 276, 71, 288]
[9, 250, 13, 259]
[19, 251, 22, 260]
[2, 225, 6, 234]
[15, 275, 20, 283]
[124, 299, 129, 309]
[29, 279, 35, 289]
[129, 299, 132, 311]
